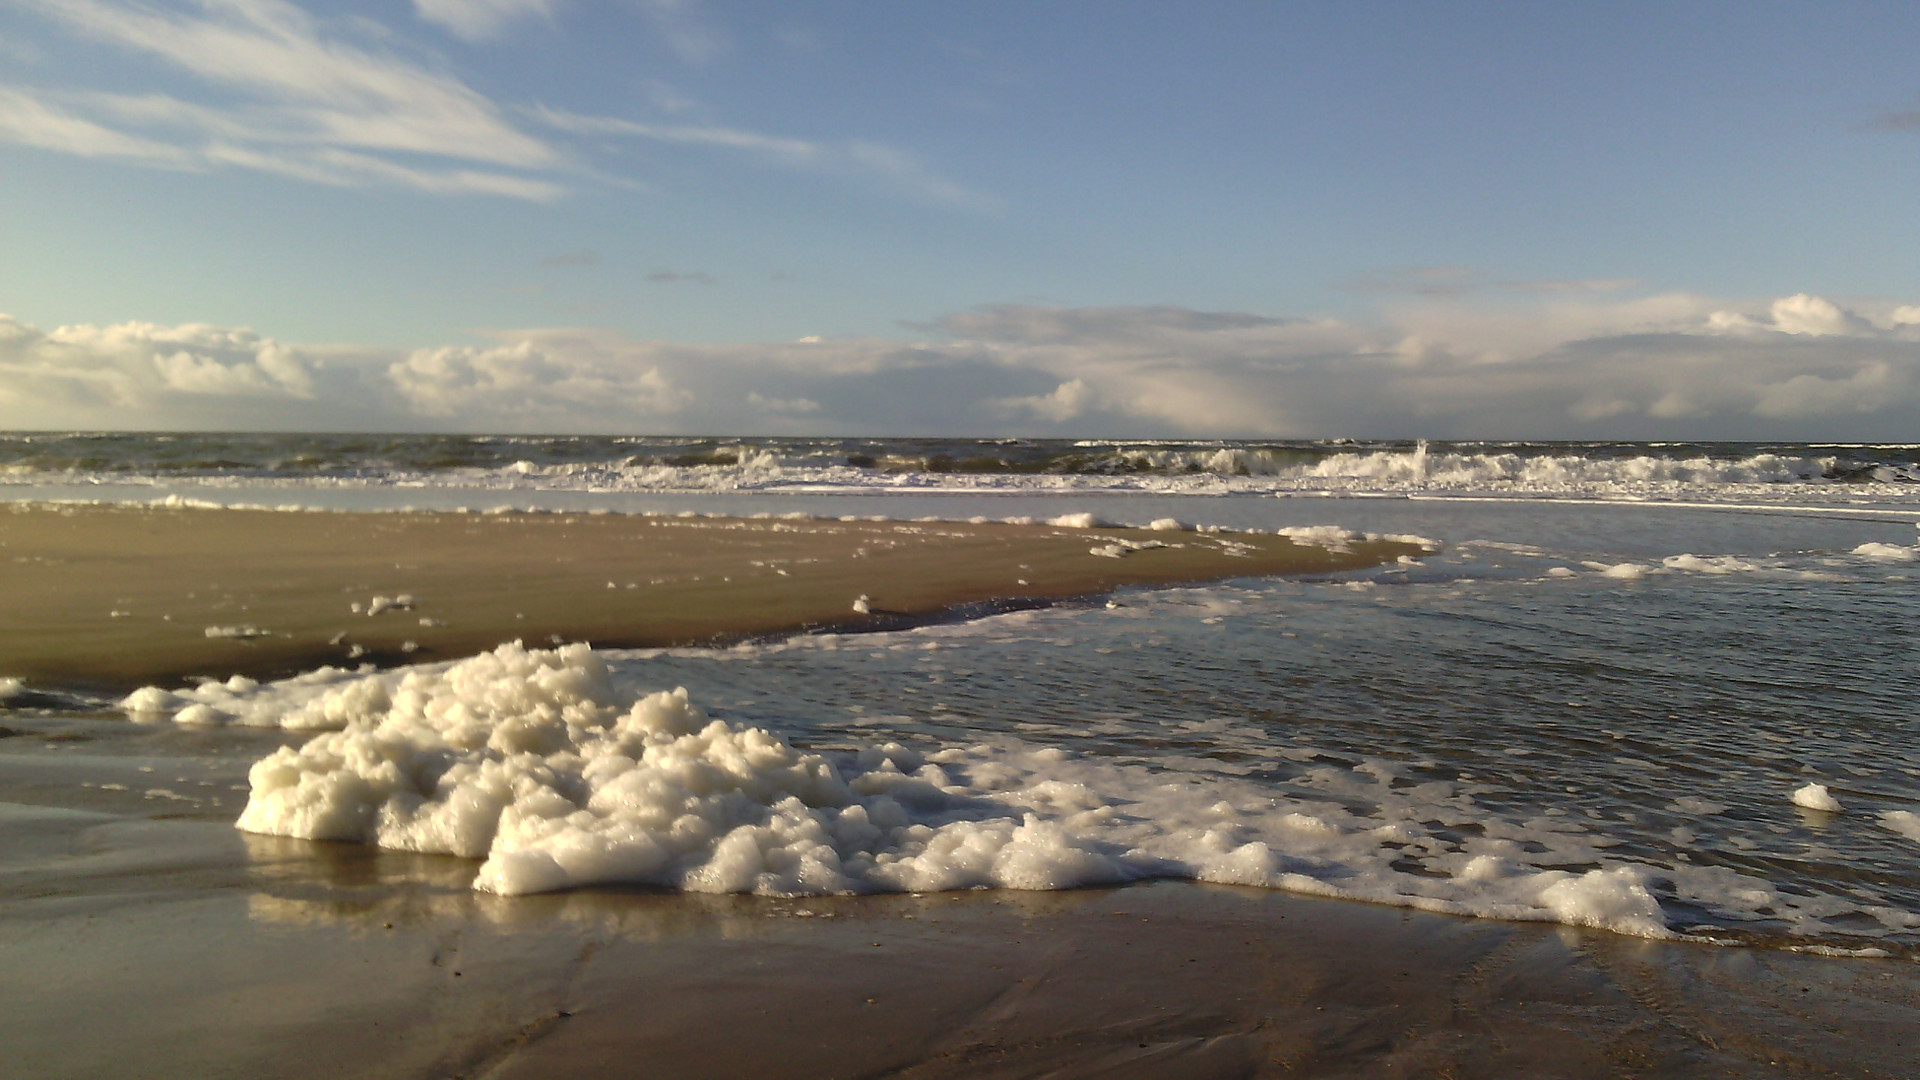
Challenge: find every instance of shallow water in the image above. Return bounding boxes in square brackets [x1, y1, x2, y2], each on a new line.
[2, 435, 1916, 955]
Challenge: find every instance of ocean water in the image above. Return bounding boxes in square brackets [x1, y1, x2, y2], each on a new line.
[3, 435, 1917, 957]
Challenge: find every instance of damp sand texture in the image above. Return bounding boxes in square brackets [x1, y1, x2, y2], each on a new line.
[0, 503, 1423, 688]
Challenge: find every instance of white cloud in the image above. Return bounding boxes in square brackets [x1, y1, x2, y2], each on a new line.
[413, 0, 554, 42]
[999, 378, 1091, 422]
[33, 0, 555, 162]
[531, 107, 820, 160]
[202, 140, 565, 199]
[0, 316, 340, 424]
[746, 391, 821, 414]
[3, 0, 562, 196]
[3, 292, 1918, 438]
[3, 1, 988, 208]
[0, 85, 193, 162]
[1766, 293, 1872, 337]
[387, 341, 687, 420]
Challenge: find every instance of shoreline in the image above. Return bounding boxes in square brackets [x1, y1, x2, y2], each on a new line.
[0, 503, 1424, 691]
[6, 492, 1920, 1077]
[4, 786, 1916, 1080]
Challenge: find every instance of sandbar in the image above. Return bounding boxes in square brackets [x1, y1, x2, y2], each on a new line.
[0, 502, 1422, 689]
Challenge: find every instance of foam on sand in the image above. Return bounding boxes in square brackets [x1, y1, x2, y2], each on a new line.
[172, 640, 1908, 943]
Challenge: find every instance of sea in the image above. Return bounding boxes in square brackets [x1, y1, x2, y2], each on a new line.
[3, 433, 1917, 958]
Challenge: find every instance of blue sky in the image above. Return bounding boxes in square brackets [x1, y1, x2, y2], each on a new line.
[2, 1, 1919, 437]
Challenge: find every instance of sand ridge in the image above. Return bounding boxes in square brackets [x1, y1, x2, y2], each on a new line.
[1, 503, 1425, 689]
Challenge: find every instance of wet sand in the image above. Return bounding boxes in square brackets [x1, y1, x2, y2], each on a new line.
[2, 747, 1915, 1080]
[8, 503, 1919, 1078]
[1, 502, 1421, 690]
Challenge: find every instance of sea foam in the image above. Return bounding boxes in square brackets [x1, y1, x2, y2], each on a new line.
[182, 641, 1740, 938]
[15, 436, 1920, 506]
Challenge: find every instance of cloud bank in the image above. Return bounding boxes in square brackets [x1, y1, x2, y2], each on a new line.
[4, 292, 1918, 438]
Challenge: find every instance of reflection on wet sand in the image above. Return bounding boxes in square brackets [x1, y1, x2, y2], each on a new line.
[4, 764, 1919, 1078]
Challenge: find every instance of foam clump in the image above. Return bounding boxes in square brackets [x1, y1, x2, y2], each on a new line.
[1882, 811, 1920, 843]
[121, 665, 377, 728]
[1588, 561, 1652, 580]
[211, 642, 1688, 939]
[1276, 525, 1358, 552]
[1662, 553, 1761, 574]
[1046, 512, 1110, 529]
[204, 625, 272, 639]
[1273, 525, 1439, 554]
[1089, 538, 1168, 559]
[1852, 541, 1918, 561]
[1792, 783, 1843, 812]
[234, 642, 1130, 897]
[1536, 865, 1670, 937]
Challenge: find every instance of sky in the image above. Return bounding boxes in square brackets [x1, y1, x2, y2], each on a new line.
[2, 0, 1919, 438]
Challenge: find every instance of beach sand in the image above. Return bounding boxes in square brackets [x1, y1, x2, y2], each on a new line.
[2, 763, 1915, 1080]
[1, 502, 1421, 690]
[7, 502, 1919, 1078]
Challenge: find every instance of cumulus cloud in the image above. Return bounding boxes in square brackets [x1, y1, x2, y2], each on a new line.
[3, 291, 1918, 438]
[387, 341, 687, 422]
[1762, 293, 1873, 336]
[940, 293, 1920, 437]
[1706, 293, 1913, 338]
[0, 316, 349, 427]
[998, 378, 1091, 423]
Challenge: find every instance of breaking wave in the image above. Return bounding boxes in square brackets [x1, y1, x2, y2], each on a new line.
[5, 433, 1917, 501]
